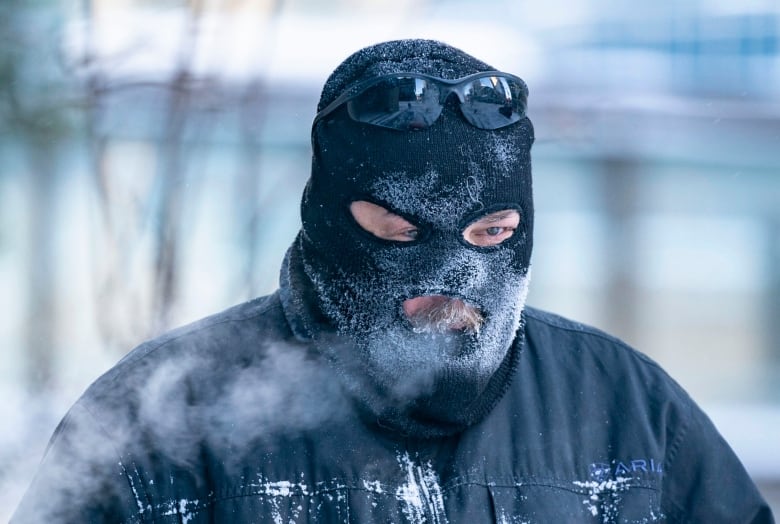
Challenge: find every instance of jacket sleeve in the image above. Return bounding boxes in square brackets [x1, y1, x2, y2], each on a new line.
[661, 398, 775, 523]
[11, 402, 140, 524]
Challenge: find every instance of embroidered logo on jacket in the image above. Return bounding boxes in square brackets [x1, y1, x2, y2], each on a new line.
[589, 458, 663, 481]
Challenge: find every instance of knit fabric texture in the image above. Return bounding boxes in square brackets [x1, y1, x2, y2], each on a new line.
[283, 39, 535, 438]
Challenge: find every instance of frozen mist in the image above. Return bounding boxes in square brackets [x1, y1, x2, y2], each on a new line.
[8, 333, 353, 521]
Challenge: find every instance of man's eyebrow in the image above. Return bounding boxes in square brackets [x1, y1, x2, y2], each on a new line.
[478, 211, 517, 223]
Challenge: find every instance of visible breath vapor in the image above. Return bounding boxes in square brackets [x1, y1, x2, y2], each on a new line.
[135, 341, 350, 469]
[12, 339, 351, 521]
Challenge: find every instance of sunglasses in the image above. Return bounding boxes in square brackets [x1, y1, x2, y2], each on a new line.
[312, 71, 528, 131]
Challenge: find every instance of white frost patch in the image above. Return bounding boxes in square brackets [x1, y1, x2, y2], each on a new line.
[497, 510, 530, 524]
[371, 169, 482, 230]
[247, 475, 312, 524]
[395, 452, 448, 524]
[120, 462, 146, 515]
[572, 477, 631, 519]
[257, 479, 311, 497]
[362, 479, 385, 494]
[160, 498, 200, 524]
[178, 499, 193, 524]
[485, 133, 520, 169]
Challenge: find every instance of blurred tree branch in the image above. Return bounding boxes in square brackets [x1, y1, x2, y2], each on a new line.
[1, 0, 290, 390]
[1, 0, 73, 393]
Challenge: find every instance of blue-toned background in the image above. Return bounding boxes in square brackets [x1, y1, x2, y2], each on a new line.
[1, 0, 778, 517]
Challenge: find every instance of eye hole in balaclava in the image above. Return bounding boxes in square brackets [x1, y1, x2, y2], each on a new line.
[460, 207, 520, 247]
[350, 200, 520, 248]
[349, 200, 422, 243]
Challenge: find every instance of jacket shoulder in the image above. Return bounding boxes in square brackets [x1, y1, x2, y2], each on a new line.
[523, 306, 664, 370]
[520, 306, 691, 416]
[80, 292, 291, 404]
[524, 306, 631, 345]
[117, 292, 284, 365]
[518, 307, 774, 522]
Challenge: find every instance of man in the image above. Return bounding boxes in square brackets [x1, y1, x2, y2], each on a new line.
[13, 39, 774, 523]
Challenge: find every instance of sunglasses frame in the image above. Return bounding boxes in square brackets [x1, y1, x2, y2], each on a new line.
[312, 70, 529, 131]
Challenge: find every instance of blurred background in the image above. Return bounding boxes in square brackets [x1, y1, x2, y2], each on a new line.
[1, 0, 778, 518]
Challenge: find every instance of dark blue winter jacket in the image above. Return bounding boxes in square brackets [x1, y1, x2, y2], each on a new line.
[12, 289, 774, 523]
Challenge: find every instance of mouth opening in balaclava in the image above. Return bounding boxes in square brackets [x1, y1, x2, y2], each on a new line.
[402, 294, 484, 334]
[282, 39, 535, 438]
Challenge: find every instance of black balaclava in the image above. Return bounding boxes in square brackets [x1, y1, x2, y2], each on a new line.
[280, 39, 534, 438]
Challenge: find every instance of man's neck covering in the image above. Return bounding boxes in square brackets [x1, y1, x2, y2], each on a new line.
[280, 39, 535, 438]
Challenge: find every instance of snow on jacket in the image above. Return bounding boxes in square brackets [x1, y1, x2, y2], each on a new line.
[12, 291, 774, 523]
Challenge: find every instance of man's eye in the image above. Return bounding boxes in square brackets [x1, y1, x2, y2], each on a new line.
[481, 226, 514, 239]
[350, 200, 420, 242]
[461, 209, 521, 247]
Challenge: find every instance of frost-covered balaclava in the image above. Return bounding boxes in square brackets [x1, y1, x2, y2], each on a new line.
[281, 39, 534, 438]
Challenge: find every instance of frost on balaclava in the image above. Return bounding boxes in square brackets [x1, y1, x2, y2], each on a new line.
[280, 39, 534, 438]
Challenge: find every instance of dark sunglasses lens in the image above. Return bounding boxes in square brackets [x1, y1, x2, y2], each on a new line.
[346, 77, 443, 130]
[460, 76, 527, 129]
